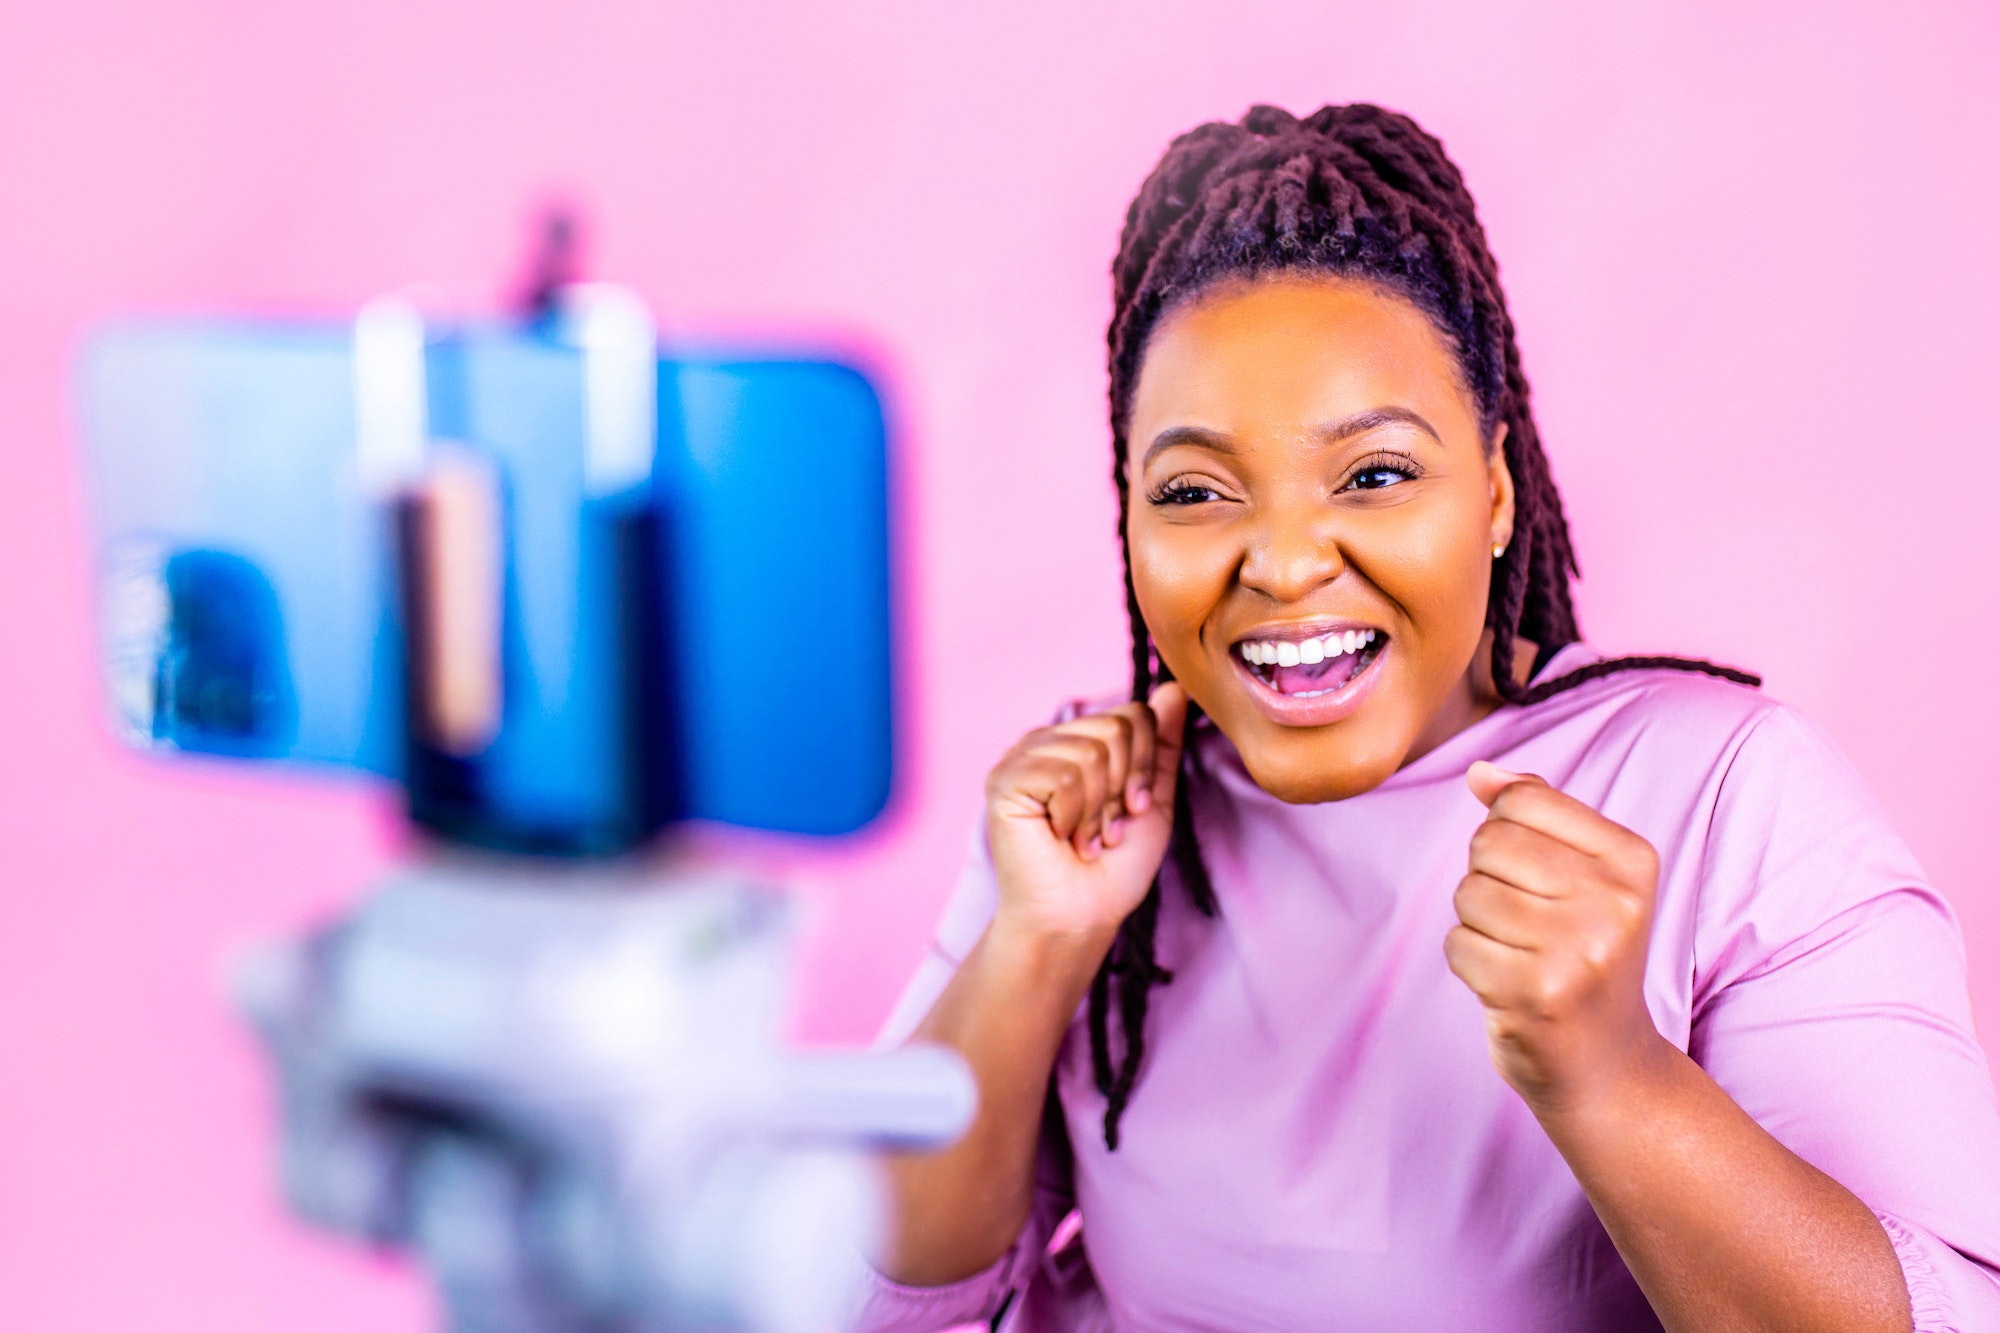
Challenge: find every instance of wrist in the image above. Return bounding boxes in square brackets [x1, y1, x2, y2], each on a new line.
[1525, 1027, 1683, 1128]
[985, 910, 1118, 986]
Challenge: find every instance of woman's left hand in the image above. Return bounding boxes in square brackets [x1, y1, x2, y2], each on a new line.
[1446, 760, 1669, 1116]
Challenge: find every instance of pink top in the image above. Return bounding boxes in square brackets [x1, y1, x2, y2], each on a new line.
[854, 647, 2000, 1331]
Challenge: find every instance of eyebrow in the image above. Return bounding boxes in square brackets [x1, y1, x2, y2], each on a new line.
[1139, 406, 1442, 469]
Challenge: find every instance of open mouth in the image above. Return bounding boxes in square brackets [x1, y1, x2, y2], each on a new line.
[1235, 626, 1386, 698]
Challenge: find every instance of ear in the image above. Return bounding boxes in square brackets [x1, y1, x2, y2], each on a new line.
[1486, 421, 1516, 553]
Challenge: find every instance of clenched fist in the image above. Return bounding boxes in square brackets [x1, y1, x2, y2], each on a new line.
[985, 682, 1188, 944]
[1446, 760, 1666, 1115]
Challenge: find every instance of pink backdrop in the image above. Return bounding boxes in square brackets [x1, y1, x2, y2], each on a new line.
[3, 2, 1998, 1327]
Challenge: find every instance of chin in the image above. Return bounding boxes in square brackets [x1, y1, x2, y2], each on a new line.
[1231, 727, 1406, 805]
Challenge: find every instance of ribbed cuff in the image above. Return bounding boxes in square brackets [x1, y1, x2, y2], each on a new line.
[1877, 1211, 1951, 1332]
[846, 1250, 1017, 1333]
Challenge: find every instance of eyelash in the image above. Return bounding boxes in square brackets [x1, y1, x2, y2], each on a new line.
[1342, 450, 1424, 491]
[1147, 476, 1221, 506]
[1145, 451, 1425, 507]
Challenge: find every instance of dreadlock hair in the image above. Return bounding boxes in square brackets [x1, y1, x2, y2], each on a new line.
[1088, 103, 1759, 1152]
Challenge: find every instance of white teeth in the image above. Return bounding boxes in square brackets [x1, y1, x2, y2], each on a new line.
[1240, 629, 1382, 669]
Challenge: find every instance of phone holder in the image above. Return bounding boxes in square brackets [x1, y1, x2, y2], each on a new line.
[77, 262, 966, 1330]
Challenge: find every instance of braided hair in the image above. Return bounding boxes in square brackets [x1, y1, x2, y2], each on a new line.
[1087, 103, 1758, 1151]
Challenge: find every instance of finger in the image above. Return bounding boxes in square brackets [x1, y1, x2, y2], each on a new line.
[1101, 701, 1159, 815]
[1466, 817, 1602, 900]
[1452, 871, 1553, 950]
[1443, 923, 1532, 1006]
[1146, 681, 1189, 811]
[1052, 711, 1135, 822]
[1465, 759, 1522, 807]
[1467, 762, 1634, 862]
[1030, 734, 1113, 855]
[993, 752, 1091, 846]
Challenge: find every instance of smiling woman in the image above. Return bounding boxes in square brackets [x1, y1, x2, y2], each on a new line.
[855, 105, 2000, 1332]
[1127, 279, 1517, 795]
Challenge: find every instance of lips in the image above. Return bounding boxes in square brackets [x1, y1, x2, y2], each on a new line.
[1230, 623, 1389, 727]
[1237, 626, 1381, 697]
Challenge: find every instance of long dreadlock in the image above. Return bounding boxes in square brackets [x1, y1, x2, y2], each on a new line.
[1088, 103, 1758, 1151]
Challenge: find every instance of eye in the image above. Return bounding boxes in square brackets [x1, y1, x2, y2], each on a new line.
[1148, 476, 1223, 506]
[1341, 450, 1424, 492]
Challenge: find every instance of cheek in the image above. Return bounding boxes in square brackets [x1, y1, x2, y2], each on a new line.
[1360, 490, 1494, 635]
[1127, 514, 1235, 656]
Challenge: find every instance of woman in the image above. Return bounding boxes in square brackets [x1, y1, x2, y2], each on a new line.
[855, 104, 2000, 1330]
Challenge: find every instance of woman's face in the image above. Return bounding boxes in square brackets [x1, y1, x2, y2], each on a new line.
[1125, 275, 1516, 803]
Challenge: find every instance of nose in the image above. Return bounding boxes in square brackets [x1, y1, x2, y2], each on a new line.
[1237, 504, 1345, 603]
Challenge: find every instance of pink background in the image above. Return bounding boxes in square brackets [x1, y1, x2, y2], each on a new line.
[3, 2, 1998, 1327]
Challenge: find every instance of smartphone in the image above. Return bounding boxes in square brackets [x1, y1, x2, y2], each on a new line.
[77, 316, 893, 848]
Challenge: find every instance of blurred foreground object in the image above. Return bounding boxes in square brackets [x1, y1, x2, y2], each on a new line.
[80, 281, 893, 842]
[75, 253, 969, 1330]
[236, 862, 969, 1332]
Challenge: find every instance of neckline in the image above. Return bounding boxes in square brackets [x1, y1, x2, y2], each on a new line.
[1375, 640, 1602, 791]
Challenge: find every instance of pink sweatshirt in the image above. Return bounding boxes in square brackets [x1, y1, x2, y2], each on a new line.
[855, 646, 2000, 1331]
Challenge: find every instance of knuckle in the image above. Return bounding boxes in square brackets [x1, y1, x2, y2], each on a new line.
[1602, 898, 1648, 946]
[1048, 723, 1098, 753]
[1523, 966, 1571, 1019]
[987, 750, 1037, 791]
[1577, 929, 1617, 972]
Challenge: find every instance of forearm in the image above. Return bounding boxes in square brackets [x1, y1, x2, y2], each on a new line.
[874, 917, 1110, 1286]
[1537, 1034, 1911, 1333]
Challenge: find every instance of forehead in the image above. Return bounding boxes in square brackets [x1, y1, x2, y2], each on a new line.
[1129, 275, 1478, 438]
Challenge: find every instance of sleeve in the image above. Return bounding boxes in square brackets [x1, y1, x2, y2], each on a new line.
[847, 819, 1079, 1333]
[1688, 707, 2000, 1330]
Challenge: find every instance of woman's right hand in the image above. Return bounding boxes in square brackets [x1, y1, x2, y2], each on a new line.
[983, 681, 1189, 943]
[879, 681, 1189, 1285]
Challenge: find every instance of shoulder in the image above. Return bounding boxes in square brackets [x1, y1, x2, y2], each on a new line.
[1471, 652, 1783, 822]
[1517, 657, 1936, 983]
[1512, 647, 1782, 757]
[1516, 655, 1868, 813]
[1493, 652, 1923, 896]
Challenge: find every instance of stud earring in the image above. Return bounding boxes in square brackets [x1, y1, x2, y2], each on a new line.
[1492, 542, 1507, 559]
